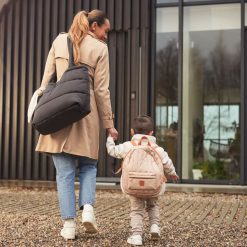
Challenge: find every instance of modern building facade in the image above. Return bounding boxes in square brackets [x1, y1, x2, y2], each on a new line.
[0, 0, 246, 185]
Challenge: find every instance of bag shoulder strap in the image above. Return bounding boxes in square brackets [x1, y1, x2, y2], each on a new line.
[67, 36, 75, 68]
[46, 35, 74, 86]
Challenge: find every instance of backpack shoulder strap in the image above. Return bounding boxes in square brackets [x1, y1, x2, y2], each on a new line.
[115, 160, 123, 175]
[151, 144, 159, 150]
[115, 141, 135, 174]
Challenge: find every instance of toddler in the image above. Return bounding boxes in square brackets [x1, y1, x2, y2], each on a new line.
[106, 115, 179, 246]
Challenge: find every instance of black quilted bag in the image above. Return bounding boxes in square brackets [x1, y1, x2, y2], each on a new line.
[32, 37, 90, 135]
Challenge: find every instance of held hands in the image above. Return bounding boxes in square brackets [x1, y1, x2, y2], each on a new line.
[107, 128, 118, 140]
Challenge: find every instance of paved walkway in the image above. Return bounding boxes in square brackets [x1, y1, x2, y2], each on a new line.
[0, 187, 247, 246]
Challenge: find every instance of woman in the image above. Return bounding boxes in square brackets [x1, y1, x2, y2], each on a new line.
[35, 10, 118, 240]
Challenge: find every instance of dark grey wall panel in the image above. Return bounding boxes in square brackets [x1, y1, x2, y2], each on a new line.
[74, 0, 82, 13]
[26, 0, 36, 180]
[51, 0, 59, 41]
[0, 16, 4, 179]
[130, 29, 140, 120]
[90, 0, 99, 10]
[107, 0, 115, 30]
[99, 0, 106, 13]
[3, 3, 13, 179]
[115, 0, 123, 31]
[11, 0, 20, 179]
[141, 0, 150, 29]
[18, 0, 27, 180]
[132, 0, 140, 29]
[123, 0, 131, 31]
[83, 0, 90, 11]
[67, 0, 74, 28]
[0, 0, 152, 180]
[59, 0, 67, 32]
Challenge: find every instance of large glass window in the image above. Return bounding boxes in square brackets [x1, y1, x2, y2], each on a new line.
[155, 8, 179, 170]
[245, 3, 247, 26]
[182, 4, 241, 181]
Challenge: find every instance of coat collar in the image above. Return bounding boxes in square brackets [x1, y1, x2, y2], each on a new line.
[88, 31, 107, 45]
[88, 31, 97, 38]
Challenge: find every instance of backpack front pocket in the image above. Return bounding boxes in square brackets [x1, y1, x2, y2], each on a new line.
[128, 172, 160, 190]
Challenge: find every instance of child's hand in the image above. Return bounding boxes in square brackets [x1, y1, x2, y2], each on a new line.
[170, 174, 179, 182]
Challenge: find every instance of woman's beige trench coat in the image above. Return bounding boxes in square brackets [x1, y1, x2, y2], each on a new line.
[35, 32, 114, 159]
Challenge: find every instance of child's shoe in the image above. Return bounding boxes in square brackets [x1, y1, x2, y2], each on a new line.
[82, 204, 98, 233]
[127, 234, 143, 246]
[150, 224, 160, 240]
[60, 219, 76, 240]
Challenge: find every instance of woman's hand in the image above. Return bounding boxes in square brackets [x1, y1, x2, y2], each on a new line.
[107, 128, 118, 140]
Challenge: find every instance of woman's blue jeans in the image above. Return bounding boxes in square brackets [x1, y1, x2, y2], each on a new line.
[52, 153, 97, 219]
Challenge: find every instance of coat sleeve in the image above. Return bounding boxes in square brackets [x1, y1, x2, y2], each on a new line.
[94, 45, 114, 129]
[40, 43, 56, 87]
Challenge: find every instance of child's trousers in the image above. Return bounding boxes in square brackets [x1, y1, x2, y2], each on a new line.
[129, 195, 160, 236]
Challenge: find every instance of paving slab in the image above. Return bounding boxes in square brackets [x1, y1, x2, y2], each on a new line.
[0, 187, 247, 246]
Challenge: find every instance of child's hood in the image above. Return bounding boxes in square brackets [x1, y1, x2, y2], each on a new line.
[131, 134, 157, 144]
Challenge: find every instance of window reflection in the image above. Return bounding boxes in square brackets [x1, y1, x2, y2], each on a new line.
[245, 3, 247, 26]
[156, 8, 179, 169]
[203, 105, 240, 180]
[183, 4, 241, 181]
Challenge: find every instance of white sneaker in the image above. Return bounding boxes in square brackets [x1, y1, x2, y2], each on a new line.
[60, 219, 76, 240]
[127, 235, 143, 246]
[82, 204, 98, 233]
[150, 224, 160, 240]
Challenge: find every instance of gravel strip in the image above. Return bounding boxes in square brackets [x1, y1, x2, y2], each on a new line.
[0, 188, 246, 247]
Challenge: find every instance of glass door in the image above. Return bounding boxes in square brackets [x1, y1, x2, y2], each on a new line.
[182, 4, 241, 182]
[155, 7, 179, 172]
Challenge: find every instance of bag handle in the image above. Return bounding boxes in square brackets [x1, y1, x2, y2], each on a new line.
[138, 136, 151, 146]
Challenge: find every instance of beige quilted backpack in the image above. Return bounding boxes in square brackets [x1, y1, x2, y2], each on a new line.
[120, 136, 166, 198]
